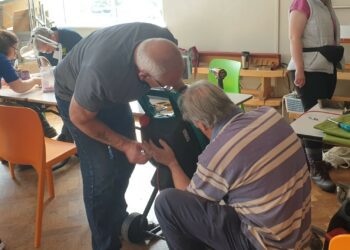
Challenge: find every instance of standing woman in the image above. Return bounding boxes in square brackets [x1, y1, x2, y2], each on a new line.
[288, 0, 343, 193]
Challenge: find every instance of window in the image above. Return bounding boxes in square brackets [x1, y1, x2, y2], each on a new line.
[42, 0, 165, 28]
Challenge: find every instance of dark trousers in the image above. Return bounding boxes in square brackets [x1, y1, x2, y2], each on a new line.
[155, 189, 255, 250]
[56, 95, 135, 250]
[289, 70, 337, 157]
[289, 70, 336, 111]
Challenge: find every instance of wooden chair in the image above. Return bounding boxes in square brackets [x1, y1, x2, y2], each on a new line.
[329, 234, 350, 250]
[0, 105, 77, 248]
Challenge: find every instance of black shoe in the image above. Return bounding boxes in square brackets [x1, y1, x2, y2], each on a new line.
[39, 112, 57, 138]
[0, 239, 6, 250]
[44, 126, 58, 138]
[309, 232, 323, 250]
[310, 161, 336, 193]
[57, 133, 73, 143]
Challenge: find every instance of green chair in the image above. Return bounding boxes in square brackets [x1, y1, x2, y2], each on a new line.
[208, 59, 241, 93]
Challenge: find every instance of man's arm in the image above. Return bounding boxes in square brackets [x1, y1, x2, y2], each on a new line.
[69, 96, 149, 164]
[143, 139, 190, 190]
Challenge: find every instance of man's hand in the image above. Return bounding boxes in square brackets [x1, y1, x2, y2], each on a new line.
[143, 139, 191, 190]
[70, 96, 149, 165]
[123, 140, 150, 164]
[143, 139, 177, 167]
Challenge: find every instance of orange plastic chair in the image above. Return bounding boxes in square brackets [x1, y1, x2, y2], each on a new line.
[329, 234, 350, 250]
[0, 105, 77, 248]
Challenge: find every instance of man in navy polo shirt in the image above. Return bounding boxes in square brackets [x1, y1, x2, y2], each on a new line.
[31, 26, 83, 141]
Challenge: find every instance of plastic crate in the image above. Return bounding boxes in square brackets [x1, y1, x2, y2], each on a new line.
[284, 92, 305, 114]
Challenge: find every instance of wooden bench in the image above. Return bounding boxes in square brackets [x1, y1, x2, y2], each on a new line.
[195, 51, 284, 107]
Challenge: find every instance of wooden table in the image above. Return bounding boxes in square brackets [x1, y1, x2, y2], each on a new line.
[196, 66, 285, 107]
[0, 87, 253, 117]
[197, 67, 350, 106]
[0, 87, 57, 105]
[338, 69, 350, 81]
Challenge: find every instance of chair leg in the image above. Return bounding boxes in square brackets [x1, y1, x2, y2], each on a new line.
[34, 172, 45, 248]
[9, 162, 15, 179]
[45, 167, 55, 198]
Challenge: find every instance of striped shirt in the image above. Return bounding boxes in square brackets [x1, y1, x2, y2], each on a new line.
[187, 107, 311, 250]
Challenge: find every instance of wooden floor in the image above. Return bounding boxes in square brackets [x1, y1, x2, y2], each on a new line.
[0, 113, 349, 250]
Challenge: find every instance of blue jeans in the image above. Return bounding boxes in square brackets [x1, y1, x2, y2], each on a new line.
[56, 96, 135, 250]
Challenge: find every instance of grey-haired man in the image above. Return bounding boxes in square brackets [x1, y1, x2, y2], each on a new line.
[144, 81, 311, 250]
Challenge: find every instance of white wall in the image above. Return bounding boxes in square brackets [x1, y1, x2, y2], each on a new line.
[163, 0, 350, 96]
[71, 1, 350, 96]
[163, 0, 350, 64]
[163, 0, 279, 53]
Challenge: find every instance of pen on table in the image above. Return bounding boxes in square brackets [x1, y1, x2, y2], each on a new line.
[327, 119, 350, 132]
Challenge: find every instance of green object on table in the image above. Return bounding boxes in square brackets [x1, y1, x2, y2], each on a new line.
[208, 59, 241, 93]
[314, 114, 350, 146]
[208, 59, 244, 110]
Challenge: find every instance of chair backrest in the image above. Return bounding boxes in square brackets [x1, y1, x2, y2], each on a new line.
[0, 105, 45, 170]
[329, 234, 350, 250]
[208, 59, 241, 93]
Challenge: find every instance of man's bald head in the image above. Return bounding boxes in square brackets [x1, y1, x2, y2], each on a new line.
[135, 38, 184, 89]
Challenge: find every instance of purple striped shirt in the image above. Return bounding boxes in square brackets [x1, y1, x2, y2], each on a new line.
[187, 107, 311, 250]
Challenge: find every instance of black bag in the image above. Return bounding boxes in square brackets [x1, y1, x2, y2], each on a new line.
[138, 88, 208, 189]
[303, 45, 344, 64]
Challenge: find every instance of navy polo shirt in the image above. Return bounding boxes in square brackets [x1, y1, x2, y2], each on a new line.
[0, 53, 19, 84]
[39, 28, 82, 66]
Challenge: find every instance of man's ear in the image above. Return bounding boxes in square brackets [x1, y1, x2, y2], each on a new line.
[138, 70, 149, 81]
[194, 121, 211, 138]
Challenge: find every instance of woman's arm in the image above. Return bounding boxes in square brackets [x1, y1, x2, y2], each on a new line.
[8, 77, 41, 93]
[289, 10, 308, 87]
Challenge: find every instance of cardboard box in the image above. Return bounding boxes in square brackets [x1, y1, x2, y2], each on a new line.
[13, 9, 30, 32]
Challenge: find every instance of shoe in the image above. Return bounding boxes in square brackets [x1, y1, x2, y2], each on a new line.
[310, 160, 336, 193]
[57, 132, 73, 143]
[39, 112, 57, 138]
[44, 126, 58, 138]
[309, 232, 323, 250]
[0, 239, 6, 250]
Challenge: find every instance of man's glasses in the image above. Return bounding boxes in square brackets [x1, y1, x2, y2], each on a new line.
[151, 76, 174, 91]
[154, 79, 166, 88]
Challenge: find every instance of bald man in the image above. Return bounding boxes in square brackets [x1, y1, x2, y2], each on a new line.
[53, 23, 185, 250]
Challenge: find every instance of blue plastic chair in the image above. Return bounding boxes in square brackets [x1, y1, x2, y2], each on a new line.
[208, 59, 241, 93]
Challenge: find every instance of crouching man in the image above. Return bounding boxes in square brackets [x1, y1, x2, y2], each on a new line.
[144, 81, 311, 250]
